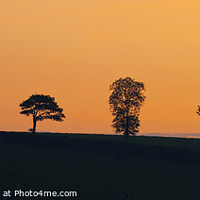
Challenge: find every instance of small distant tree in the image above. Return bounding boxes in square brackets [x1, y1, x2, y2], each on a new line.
[196, 106, 200, 117]
[19, 94, 65, 133]
[109, 77, 146, 143]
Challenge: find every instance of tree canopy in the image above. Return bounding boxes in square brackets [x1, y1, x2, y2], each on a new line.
[109, 77, 146, 142]
[19, 94, 65, 133]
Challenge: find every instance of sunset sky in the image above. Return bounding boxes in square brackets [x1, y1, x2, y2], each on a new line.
[1, 0, 200, 136]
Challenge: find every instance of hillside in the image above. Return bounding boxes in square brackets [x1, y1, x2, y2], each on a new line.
[1, 131, 200, 200]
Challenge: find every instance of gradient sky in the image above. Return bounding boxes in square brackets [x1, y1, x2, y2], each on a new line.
[1, 0, 200, 135]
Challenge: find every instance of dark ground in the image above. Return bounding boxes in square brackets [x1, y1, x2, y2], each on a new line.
[1, 131, 200, 200]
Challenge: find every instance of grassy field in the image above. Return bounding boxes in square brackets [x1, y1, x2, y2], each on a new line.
[1, 131, 200, 200]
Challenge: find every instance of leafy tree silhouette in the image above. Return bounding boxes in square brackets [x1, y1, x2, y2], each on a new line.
[196, 106, 200, 117]
[109, 77, 146, 143]
[19, 94, 65, 133]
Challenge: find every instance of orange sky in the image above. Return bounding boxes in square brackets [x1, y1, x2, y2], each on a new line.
[1, 0, 200, 135]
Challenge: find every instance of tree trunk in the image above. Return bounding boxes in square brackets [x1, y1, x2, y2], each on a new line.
[32, 117, 37, 134]
[125, 115, 129, 143]
[125, 132, 128, 143]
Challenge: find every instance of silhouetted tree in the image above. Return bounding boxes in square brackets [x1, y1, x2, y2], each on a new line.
[19, 94, 65, 133]
[109, 77, 145, 143]
[196, 106, 200, 117]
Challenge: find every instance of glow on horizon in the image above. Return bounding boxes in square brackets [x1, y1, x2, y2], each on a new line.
[1, 0, 200, 136]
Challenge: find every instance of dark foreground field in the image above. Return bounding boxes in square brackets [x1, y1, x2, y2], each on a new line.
[1, 131, 200, 200]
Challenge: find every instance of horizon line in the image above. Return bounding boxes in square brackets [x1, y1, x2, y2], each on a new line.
[1, 130, 200, 139]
